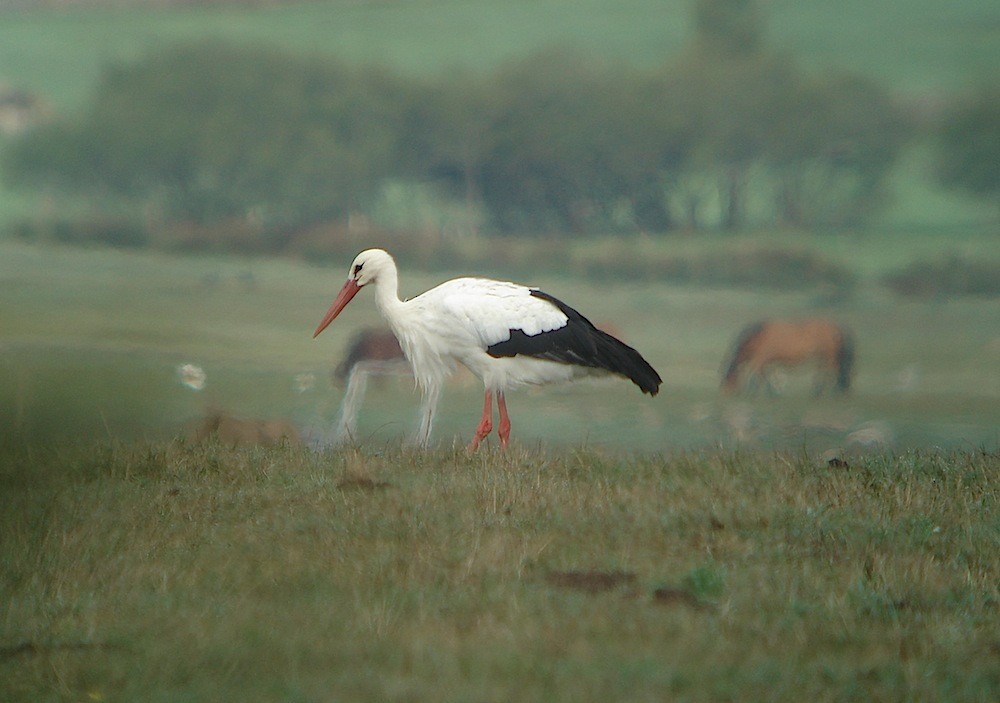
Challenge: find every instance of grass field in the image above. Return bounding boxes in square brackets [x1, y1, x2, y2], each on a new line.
[1, 442, 997, 701]
[1, 231, 997, 701]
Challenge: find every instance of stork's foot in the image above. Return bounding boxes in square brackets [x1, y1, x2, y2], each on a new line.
[468, 419, 492, 451]
[468, 390, 494, 451]
[497, 391, 511, 449]
[467, 389, 513, 451]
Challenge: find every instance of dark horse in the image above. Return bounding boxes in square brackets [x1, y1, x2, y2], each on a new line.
[334, 327, 407, 381]
[721, 318, 855, 395]
[330, 327, 413, 445]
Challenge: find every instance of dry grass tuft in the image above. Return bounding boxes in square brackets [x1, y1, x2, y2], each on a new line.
[337, 476, 393, 491]
[651, 587, 708, 610]
[545, 570, 638, 594]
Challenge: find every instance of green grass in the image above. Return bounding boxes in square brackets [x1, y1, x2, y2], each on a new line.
[1, 442, 997, 701]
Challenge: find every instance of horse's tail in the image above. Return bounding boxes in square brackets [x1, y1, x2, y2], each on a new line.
[721, 321, 766, 392]
[836, 327, 855, 392]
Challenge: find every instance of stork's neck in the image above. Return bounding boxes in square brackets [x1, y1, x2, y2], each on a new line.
[373, 263, 405, 325]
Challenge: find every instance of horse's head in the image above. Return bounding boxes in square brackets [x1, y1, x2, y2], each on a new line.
[721, 372, 741, 394]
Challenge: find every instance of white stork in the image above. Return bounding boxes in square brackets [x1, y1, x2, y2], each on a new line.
[313, 249, 661, 449]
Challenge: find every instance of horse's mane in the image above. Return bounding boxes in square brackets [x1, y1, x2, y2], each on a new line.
[721, 320, 767, 386]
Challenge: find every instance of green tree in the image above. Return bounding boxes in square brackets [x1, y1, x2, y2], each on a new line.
[659, 15, 907, 231]
[935, 87, 1000, 209]
[473, 49, 677, 234]
[660, 49, 790, 229]
[5, 42, 413, 241]
[766, 72, 911, 228]
[394, 72, 500, 235]
[693, 0, 766, 58]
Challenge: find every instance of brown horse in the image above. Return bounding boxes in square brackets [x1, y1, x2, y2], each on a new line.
[721, 318, 855, 395]
[334, 327, 407, 380]
[330, 327, 415, 445]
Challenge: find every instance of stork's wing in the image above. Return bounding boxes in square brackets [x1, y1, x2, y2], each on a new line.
[429, 278, 570, 348]
[490, 290, 661, 394]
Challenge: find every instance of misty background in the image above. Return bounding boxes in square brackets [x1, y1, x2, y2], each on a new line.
[0, 0, 997, 451]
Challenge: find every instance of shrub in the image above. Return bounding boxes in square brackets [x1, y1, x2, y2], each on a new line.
[4, 42, 415, 232]
[577, 243, 855, 292]
[9, 217, 148, 248]
[883, 255, 1000, 299]
[934, 86, 1000, 205]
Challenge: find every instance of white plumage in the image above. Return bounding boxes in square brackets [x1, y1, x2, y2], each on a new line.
[313, 248, 661, 449]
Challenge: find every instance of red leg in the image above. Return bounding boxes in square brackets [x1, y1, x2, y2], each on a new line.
[496, 391, 511, 449]
[468, 389, 493, 451]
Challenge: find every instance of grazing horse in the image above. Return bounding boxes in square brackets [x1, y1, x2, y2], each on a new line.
[334, 327, 406, 380]
[721, 318, 855, 395]
[331, 327, 413, 444]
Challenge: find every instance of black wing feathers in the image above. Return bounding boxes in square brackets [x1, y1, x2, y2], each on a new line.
[486, 290, 662, 395]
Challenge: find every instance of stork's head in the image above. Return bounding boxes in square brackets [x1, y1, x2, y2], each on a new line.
[346, 248, 394, 288]
[313, 249, 396, 338]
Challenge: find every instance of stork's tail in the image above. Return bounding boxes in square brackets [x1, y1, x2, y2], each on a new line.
[486, 289, 663, 396]
[592, 328, 662, 395]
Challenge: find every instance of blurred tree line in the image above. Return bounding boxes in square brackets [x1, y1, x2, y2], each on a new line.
[2, 0, 995, 251]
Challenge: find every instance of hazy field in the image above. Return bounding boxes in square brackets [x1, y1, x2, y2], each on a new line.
[1, 237, 998, 455]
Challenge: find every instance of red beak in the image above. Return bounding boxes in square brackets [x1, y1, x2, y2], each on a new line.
[313, 279, 361, 338]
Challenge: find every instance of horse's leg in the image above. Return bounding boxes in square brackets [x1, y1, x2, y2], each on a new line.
[749, 363, 772, 396]
[813, 356, 836, 396]
[746, 359, 774, 396]
[762, 369, 779, 396]
[812, 369, 830, 396]
[334, 365, 370, 445]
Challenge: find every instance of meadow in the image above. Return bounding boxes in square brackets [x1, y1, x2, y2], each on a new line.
[3, 226, 998, 699]
[1, 439, 997, 701]
[1, 234, 998, 701]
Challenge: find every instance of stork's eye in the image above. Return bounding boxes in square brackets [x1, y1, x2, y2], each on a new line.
[353, 263, 364, 275]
